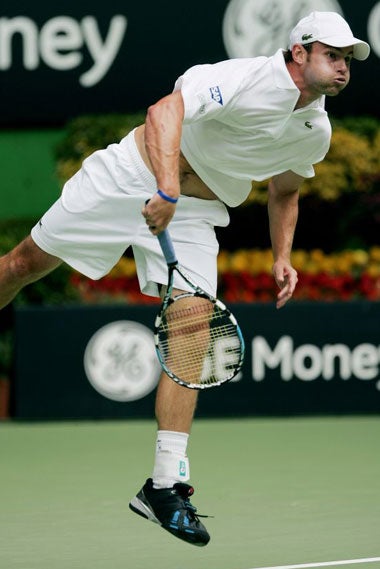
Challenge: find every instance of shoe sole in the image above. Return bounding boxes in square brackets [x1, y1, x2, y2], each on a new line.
[129, 496, 161, 525]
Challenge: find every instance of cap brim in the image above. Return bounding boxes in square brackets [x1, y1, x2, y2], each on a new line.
[319, 35, 370, 60]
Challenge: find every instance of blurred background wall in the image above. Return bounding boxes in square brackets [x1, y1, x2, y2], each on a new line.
[0, 0, 379, 127]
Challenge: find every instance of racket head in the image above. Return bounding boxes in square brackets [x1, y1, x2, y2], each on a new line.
[154, 290, 245, 389]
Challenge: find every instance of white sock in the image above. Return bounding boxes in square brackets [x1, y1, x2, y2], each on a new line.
[152, 430, 190, 489]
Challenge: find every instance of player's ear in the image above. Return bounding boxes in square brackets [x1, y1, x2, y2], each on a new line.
[292, 44, 308, 65]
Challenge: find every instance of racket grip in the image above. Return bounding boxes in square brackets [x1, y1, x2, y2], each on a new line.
[157, 230, 178, 265]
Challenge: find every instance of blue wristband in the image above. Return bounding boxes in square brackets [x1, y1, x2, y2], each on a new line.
[157, 189, 178, 203]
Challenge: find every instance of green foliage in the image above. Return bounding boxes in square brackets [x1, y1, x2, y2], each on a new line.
[0, 218, 37, 255]
[304, 125, 380, 200]
[248, 117, 380, 204]
[55, 112, 146, 184]
[332, 115, 380, 141]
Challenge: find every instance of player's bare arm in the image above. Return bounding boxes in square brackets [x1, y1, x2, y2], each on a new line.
[267, 170, 303, 309]
[137, 91, 185, 234]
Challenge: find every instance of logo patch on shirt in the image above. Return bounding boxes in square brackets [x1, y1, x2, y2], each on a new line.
[305, 121, 313, 129]
[210, 86, 223, 105]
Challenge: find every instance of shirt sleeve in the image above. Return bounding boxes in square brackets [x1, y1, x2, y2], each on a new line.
[291, 164, 315, 178]
[173, 59, 259, 123]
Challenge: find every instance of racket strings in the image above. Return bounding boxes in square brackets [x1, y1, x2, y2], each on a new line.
[158, 299, 242, 386]
[163, 302, 214, 334]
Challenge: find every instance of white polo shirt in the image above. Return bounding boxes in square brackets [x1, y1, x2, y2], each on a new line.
[174, 49, 332, 207]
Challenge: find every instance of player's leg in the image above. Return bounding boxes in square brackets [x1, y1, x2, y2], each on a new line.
[152, 282, 199, 430]
[0, 235, 62, 310]
[155, 370, 198, 433]
[129, 284, 210, 546]
[129, 367, 209, 546]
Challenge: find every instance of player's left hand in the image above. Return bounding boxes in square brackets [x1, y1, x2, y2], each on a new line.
[272, 260, 298, 309]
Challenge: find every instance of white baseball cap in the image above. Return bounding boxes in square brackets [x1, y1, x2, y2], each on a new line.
[289, 11, 370, 61]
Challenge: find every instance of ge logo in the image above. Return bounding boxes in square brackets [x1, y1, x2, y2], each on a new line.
[223, 0, 343, 57]
[84, 320, 161, 402]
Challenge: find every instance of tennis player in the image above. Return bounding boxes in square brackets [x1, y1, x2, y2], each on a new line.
[0, 12, 369, 546]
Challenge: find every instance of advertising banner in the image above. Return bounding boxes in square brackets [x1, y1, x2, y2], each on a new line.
[0, 0, 379, 125]
[13, 302, 380, 419]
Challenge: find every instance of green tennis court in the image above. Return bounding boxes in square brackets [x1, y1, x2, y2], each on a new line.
[1, 417, 379, 569]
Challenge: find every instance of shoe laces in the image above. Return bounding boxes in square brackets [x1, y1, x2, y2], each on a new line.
[173, 482, 212, 519]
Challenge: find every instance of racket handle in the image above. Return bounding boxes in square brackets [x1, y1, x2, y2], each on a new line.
[157, 230, 178, 266]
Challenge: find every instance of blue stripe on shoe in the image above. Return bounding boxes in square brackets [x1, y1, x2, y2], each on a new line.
[169, 511, 180, 529]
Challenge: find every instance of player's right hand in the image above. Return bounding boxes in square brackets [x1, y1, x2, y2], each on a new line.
[142, 193, 177, 235]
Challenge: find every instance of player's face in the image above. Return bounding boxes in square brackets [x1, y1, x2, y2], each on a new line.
[303, 42, 353, 97]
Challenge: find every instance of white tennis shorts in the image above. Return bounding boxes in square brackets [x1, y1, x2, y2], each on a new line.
[31, 129, 230, 297]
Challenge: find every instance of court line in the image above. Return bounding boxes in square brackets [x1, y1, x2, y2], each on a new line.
[249, 556, 380, 569]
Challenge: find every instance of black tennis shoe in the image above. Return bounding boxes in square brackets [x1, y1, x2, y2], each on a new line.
[129, 478, 210, 546]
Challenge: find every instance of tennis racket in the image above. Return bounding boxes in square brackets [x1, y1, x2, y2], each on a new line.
[155, 229, 245, 389]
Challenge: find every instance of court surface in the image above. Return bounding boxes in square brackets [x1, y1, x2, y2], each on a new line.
[1, 416, 379, 569]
